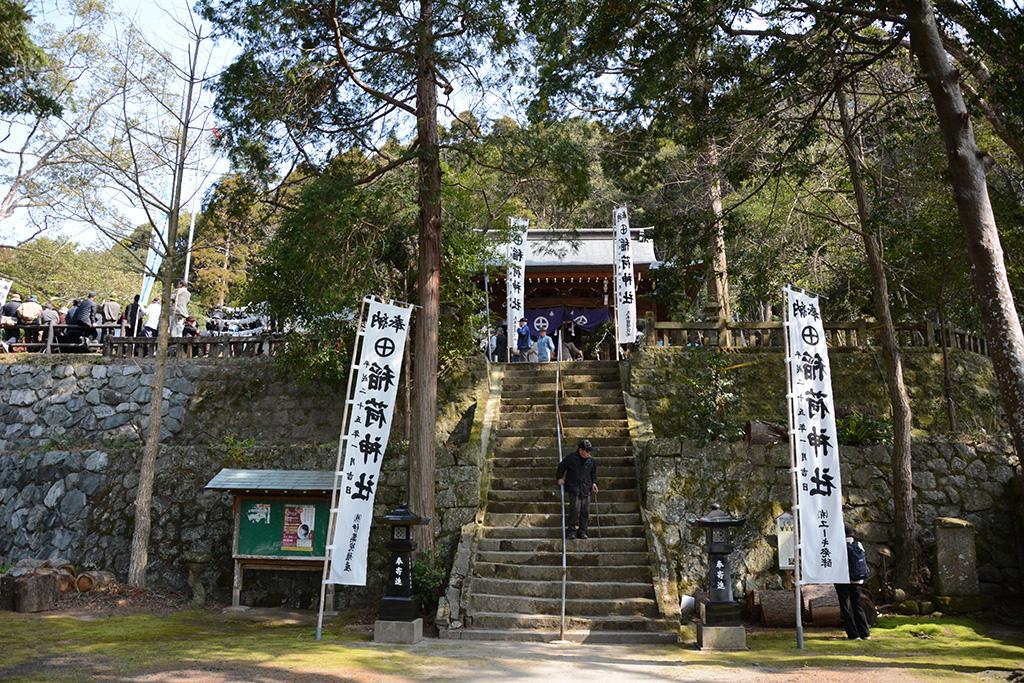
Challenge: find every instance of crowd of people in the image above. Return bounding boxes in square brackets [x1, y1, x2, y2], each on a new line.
[0, 281, 196, 350]
[483, 318, 590, 363]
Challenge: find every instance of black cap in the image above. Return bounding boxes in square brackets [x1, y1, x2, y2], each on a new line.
[578, 439, 593, 452]
[844, 523, 855, 537]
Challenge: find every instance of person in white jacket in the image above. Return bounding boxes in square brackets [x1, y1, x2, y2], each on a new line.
[142, 297, 162, 337]
[172, 280, 191, 337]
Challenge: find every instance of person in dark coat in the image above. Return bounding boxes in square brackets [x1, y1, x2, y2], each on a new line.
[124, 294, 142, 336]
[835, 523, 872, 640]
[67, 292, 97, 344]
[515, 318, 533, 362]
[556, 439, 599, 539]
[494, 328, 508, 362]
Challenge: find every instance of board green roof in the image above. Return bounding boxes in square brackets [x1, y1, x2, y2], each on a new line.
[204, 468, 335, 493]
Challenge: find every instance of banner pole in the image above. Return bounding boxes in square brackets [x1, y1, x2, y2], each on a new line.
[782, 286, 805, 650]
[316, 299, 368, 641]
[610, 215, 620, 361]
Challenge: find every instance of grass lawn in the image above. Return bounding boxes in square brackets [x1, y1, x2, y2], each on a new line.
[0, 610, 1021, 681]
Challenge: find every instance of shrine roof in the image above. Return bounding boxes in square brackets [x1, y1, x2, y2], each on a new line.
[205, 468, 335, 494]
[489, 228, 661, 269]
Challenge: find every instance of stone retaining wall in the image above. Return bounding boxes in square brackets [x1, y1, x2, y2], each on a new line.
[634, 436, 1021, 599]
[0, 356, 487, 607]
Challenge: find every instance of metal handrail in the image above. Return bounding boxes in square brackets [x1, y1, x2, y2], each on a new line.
[555, 332, 567, 641]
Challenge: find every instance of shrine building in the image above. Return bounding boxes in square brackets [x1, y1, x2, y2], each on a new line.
[485, 227, 663, 330]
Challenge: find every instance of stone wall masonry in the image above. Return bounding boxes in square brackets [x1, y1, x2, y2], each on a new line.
[0, 357, 347, 453]
[0, 356, 488, 608]
[627, 347, 1004, 437]
[634, 435, 1021, 600]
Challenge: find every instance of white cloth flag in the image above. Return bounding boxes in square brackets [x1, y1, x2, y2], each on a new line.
[612, 206, 638, 344]
[140, 220, 168, 305]
[0, 279, 12, 308]
[784, 286, 849, 584]
[506, 217, 529, 354]
[328, 299, 412, 585]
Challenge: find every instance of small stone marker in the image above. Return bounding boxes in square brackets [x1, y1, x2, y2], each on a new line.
[934, 517, 990, 613]
[934, 517, 979, 596]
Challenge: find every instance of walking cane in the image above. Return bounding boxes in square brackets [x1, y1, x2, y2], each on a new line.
[592, 488, 601, 539]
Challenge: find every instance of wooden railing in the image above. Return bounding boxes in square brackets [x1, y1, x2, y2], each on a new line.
[103, 334, 289, 359]
[647, 317, 988, 356]
[3, 322, 128, 354]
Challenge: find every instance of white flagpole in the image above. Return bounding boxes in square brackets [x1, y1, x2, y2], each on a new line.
[182, 131, 206, 283]
[783, 286, 805, 649]
[316, 298, 368, 641]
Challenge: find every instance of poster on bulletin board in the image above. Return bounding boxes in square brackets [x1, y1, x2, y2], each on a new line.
[235, 498, 329, 559]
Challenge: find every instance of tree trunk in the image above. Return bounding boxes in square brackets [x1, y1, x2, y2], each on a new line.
[937, 302, 958, 431]
[704, 141, 730, 323]
[837, 87, 918, 589]
[408, 0, 441, 550]
[905, 0, 1024, 458]
[126, 43, 198, 587]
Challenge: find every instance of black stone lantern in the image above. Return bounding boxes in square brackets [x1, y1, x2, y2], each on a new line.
[696, 503, 746, 626]
[378, 503, 429, 622]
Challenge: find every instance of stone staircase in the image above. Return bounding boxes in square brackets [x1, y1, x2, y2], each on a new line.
[459, 360, 677, 643]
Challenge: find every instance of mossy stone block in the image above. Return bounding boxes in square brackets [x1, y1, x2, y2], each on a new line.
[895, 599, 920, 615]
[933, 595, 992, 614]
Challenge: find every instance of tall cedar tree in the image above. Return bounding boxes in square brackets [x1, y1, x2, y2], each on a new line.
[199, 0, 513, 547]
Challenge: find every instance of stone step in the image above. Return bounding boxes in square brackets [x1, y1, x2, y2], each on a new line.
[499, 416, 627, 430]
[469, 577, 655, 600]
[489, 476, 636, 491]
[492, 445, 633, 458]
[504, 379, 622, 391]
[502, 363, 619, 377]
[501, 396, 624, 408]
[485, 501, 639, 515]
[472, 562, 652, 583]
[469, 593, 660, 618]
[497, 426, 630, 439]
[502, 387, 622, 399]
[476, 537, 647, 553]
[501, 405, 627, 418]
[484, 512, 643, 528]
[466, 612, 674, 633]
[490, 458, 634, 472]
[451, 628, 678, 644]
[495, 435, 631, 448]
[480, 524, 646, 540]
[494, 443, 632, 454]
[490, 466, 636, 479]
[486, 489, 638, 504]
[474, 550, 649, 566]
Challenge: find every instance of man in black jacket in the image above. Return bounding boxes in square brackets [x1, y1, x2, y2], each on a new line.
[556, 439, 599, 539]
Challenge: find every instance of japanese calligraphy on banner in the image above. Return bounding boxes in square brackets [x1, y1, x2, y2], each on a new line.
[612, 206, 637, 344]
[506, 217, 529, 353]
[783, 286, 850, 584]
[0, 278, 11, 307]
[328, 298, 412, 585]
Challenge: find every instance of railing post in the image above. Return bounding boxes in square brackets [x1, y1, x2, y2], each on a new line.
[644, 310, 656, 347]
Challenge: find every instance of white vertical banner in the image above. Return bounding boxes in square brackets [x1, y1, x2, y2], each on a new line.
[784, 286, 849, 584]
[328, 298, 413, 585]
[0, 278, 12, 307]
[506, 217, 529, 354]
[612, 205, 637, 344]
